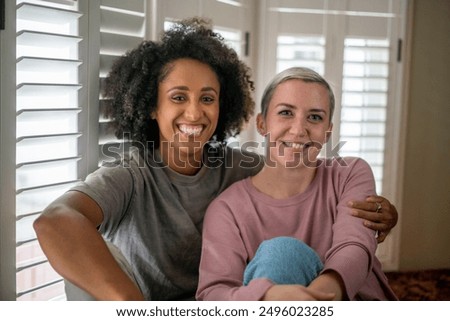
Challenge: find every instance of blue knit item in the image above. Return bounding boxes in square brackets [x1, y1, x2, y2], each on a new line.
[243, 237, 323, 286]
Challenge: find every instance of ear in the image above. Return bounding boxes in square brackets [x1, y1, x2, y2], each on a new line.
[325, 122, 333, 143]
[256, 113, 267, 136]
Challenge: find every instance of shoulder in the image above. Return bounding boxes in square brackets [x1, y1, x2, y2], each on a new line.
[203, 142, 264, 179]
[320, 156, 372, 175]
[206, 178, 250, 215]
[86, 147, 156, 187]
[318, 157, 375, 195]
[213, 177, 249, 204]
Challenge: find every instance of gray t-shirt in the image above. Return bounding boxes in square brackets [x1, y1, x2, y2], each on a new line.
[70, 143, 263, 300]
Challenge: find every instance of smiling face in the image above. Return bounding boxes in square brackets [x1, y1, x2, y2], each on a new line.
[257, 79, 333, 168]
[154, 58, 220, 172]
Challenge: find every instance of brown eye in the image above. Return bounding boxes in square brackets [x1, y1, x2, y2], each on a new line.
[172, 95, 186, 102]
[309, 114, 323, 122]
[202, 96, 215, 104]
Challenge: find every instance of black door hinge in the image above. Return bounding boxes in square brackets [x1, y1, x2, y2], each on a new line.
[397, 38, 403, 62]
[0, 0, 5, 31]
[245, 32, 250, 57]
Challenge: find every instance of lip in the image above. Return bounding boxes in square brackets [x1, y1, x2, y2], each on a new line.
[282, 141, 312, 150]
[178, 124, 204, 137]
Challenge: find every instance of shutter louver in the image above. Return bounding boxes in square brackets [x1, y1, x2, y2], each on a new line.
[15, 0, 82, 301]
[276, 35, 325, 75]
[339, 38, 390, 193]
[98, 0, 146, 164]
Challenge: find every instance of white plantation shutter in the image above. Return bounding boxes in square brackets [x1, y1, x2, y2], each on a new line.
[277, 35, 326, 75]
[12, 0, 149, 300]
[15, 0, 82, 300]
[339, 38, 391, 193]
[214, 26, 243, 57]
[98, 0, 146, 164]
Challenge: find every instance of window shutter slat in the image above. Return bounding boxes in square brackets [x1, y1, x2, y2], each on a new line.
[100, 9, 145, 36]
[101, 0, 145, 13]
[16, 159, 80, 190]
[16, 182, 78, 218]
[339, 37, 390, 194]
[16, 240, 47, 269]
[97, 1, 146, 164]
[276, 35, 325, 74]
[100, 32, 144, 55]
[17, 109, 81, 137]
[15, 0, 82, 300]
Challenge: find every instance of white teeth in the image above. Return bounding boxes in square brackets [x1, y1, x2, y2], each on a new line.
[179, 124, 203, 136]
[284, 142, 304, 149]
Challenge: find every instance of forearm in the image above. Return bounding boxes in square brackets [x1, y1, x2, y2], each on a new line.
[308, 271, 345, 301]
[34, 205, 143, 300]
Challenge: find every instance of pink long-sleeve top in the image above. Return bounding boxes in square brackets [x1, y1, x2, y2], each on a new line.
[196, 157, 397, 301]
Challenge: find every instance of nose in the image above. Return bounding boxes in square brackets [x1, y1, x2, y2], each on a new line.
[289, 118, 308, 137]
[184, 100, 203, 121]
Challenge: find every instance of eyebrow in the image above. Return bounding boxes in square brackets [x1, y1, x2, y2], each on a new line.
[167, 86, 219, 94]
[277, 103, 327, 114]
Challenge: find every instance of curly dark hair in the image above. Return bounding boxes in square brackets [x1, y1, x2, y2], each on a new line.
[103, 17, 255, 148]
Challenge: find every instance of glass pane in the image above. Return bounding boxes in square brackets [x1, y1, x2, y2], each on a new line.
[276, 35, 325, 74]
[339, 137, 385, 152]
[278, 35, 325, 46]
[277, 60, 325, 75]
[16, 262, 62, 296]
[345, 38, 389, 47]
[277, 45, 324, 60]
[349, 151, 384, 165]
[17, 240, 47, 269]
[344, 48, 389, 63]
[340, 107, 386, 122]
[16, 214, 39, 244]
[340, 122, 386, 136]
[343, 78, 388, 92]
[371, 166, 384, 181]
[342, 92, 387, 107]
[343, 62, 389, 77]
[17, 281, 65, 301]
[214, 27, 242, 56]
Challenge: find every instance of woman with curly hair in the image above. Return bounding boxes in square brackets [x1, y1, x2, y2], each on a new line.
[34, 18, 398, 301]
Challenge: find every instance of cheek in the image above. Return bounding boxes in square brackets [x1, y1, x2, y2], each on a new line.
[312, 126, 331, 144]
[208, 105, 220, 125]
[266, 119, 286, 135]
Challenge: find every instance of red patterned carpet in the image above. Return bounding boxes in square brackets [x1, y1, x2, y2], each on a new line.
[385, 269, 450, 300]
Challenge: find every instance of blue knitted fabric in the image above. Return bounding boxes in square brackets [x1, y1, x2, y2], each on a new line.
[243, 237, 323, 286]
